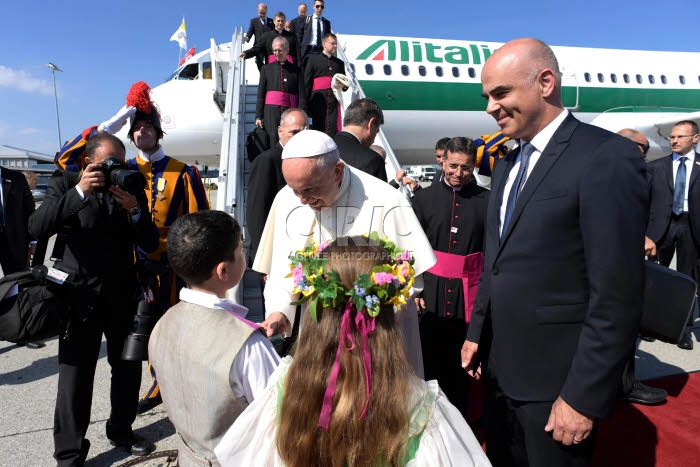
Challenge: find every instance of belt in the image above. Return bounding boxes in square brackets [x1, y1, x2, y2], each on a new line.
[426, 251, 483, 322]
[264, 91, 298, 107]
[671, 212, 689, 221]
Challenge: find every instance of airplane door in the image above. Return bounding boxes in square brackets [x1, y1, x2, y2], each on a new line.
[560, 64, 579, 111]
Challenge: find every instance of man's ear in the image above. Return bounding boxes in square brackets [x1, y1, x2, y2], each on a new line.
[214, 262, 227, 281]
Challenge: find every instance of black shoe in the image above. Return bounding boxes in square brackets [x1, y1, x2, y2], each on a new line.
[108, 432, 155, 457]
[136, 394, 162, 414]
[678, 329, 694, 350]
[622, 381, 668, 405]
[25, 341, 45, 349]
[639, 335, 656, 342]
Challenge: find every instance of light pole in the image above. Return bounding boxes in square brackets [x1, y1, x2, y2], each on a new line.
[46, 62, 63, 149]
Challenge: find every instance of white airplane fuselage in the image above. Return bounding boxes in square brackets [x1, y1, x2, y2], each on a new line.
[120, 34, 700, 166]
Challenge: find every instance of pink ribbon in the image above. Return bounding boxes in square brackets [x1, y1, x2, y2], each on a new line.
[318, 301, 375, 430]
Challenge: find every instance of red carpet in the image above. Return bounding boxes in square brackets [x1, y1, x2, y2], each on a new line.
[592, 371, 700, 466]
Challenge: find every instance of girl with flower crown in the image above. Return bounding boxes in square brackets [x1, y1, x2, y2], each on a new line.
[215, 235, 490, 466]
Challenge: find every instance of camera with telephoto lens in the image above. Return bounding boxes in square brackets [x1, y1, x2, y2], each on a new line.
[96, 157, 146, 195]
[122, 261, 165, 361]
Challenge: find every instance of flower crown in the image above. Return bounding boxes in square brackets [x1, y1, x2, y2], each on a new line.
[287, 232, 416, 322]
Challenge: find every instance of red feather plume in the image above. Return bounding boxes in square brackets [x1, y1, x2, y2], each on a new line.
[126, 81, 152, 113]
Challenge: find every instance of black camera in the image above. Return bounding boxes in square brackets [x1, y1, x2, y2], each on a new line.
[121, 260, 166, 361]
[97, 157, 146, 195]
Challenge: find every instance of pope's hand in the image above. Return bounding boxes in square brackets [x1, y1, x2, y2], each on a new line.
[98, 106, 137, 135]
[261, 312, 291, 338]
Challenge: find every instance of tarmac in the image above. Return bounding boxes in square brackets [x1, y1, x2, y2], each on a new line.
[2, 189, 699, 466]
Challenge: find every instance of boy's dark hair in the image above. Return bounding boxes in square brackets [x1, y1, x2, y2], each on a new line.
[167, 211, 242, 285]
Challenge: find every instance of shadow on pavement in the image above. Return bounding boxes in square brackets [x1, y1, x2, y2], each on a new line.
[0, 354, 58, 385]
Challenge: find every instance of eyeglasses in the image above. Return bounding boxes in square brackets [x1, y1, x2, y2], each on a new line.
[636, 142, 650, 155]
[314, 4, 324, 9]
[669, 135, 697, 141]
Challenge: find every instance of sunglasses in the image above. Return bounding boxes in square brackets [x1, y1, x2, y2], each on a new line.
[314, 4, 324, 8]
[636, 142, 650, 155]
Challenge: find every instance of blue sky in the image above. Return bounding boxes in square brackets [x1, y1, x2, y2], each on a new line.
[1, 0, 699, 156]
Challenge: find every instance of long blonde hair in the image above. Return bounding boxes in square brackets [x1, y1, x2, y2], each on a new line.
[277, 237, 413, 466]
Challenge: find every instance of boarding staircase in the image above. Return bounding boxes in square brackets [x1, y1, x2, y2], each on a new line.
[216, 29, 403, 319]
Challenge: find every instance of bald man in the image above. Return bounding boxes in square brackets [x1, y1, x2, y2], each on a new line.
[462, 38, 647, 466]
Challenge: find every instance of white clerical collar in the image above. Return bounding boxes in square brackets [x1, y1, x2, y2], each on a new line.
[179, 288, 249, 318]
[520, 109, 568, 154]
[137, 146, 165, 163]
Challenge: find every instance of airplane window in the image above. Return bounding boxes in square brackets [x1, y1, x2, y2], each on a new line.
[468, 67, 476, 78]
[661, 75, 667, 85]
[202, 62, 212, 80]
[383, 64, 392, 75]
[178, 63, 199, 80]
[679, 75, 685, 85]
[636, 74, 642, 84]
[350, 64, 356, 73]
[648, 74, 655, 84]
[584, 72, 591, 82]
[597, 73, 604, 83]
[419, 66, 426, 77]
[365, 64, 374, 75]
[623, 74, 630, 84]
[452, 67, 460, 78]
[401, 65, 409, 76]
[610, 74, 617, 83]
[436, 66, 443, 77]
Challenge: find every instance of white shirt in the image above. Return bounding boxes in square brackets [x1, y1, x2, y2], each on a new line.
[137, 145, 166, 164]
[310, 14, 323, 46]
[672, 150, 694, 213]
[499, 110, 569, 236]
[179, 288, 280, 403]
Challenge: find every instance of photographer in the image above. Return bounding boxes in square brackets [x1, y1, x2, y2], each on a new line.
[29, 133, 159, 465]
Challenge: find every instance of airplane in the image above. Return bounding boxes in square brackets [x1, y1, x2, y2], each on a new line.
[116, 33, 700, 167]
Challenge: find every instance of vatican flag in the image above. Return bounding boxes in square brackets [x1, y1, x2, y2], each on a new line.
[170, 18, 187, 50]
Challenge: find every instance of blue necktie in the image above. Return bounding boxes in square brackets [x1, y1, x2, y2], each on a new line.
[501, 142, 535, 237]
[315, 17, 322, 46]
[673, 156, 688, 215]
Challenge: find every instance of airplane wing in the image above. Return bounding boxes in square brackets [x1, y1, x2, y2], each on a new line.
[653, 111, 700, 138]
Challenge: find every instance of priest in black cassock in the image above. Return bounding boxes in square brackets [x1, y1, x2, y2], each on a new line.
[304, 33, 345, 137]
[239, 12, 300, 67]
[412, 137, 489, 419]
[255, 37, 306, 147]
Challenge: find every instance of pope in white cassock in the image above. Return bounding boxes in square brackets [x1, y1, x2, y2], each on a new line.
[254, 130, 436, 377]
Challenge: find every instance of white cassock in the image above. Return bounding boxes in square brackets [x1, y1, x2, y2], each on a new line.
[253, 165, 436, 377]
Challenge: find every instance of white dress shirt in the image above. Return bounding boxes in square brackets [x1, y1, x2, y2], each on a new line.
[499, 110, 569, 236]
[310, 14, 323, 46]
[672, 150, 695, 213]
[179, 288, 280, 403]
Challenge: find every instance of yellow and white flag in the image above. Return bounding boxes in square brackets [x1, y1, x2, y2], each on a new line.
[170, 18, 187, 50]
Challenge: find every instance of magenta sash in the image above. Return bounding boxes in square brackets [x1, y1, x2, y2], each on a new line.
[312, 76, 342, 132]
[267, 54, 294, 64]
[427, 251, 483, 322]
[265, 91, 298, 108]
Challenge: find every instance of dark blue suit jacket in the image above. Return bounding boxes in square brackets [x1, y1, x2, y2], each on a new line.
[466, 114, 648, 418]
[300, 16, 331, 57]
[245, 16, 274, 45]
[646, 151, 700, 246]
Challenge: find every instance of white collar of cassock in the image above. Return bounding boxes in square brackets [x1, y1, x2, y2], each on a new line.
[137, 146, 166, 164]
[179, 288, 249, 318]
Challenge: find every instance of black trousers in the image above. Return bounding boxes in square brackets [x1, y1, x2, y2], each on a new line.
[657, 212, 698, 326]
[53, 288, 141, 466]
[0, 231, 26, 275]
[483, 373, 597, 467]
[419, 313, 470, 417]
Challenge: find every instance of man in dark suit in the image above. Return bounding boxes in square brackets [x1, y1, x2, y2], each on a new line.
[430, 137, 450, 186]
[244, 3, 275, 71]
[247, 108, 308, 264]
[300, 0, 331, 61]
[0, 167, 35, 275]
[29, 133, 159, 465]
[461, 38, 647, 466]
[646, 120, 700, 350]
[288, 3, 308, 59]
[333, 98, 387, 182]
